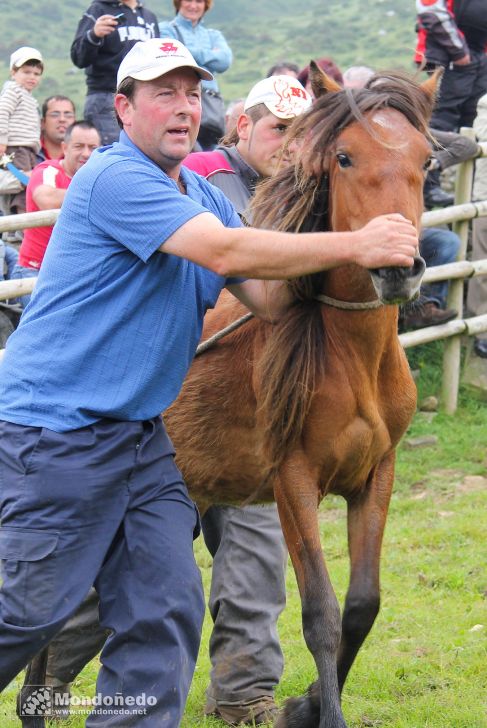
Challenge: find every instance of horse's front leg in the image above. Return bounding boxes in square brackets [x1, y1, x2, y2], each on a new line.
[337, 452, 395, 692]
[274, 453, 347, 728]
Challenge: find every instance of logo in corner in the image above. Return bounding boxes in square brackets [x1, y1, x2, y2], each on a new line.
[19, 686, 53, 717]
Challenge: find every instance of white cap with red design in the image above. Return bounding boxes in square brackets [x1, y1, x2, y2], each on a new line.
[244, 76, 312, 119]
[117, 38, 213, 88]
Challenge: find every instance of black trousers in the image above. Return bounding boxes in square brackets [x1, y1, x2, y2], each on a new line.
[431, 52, 487, 132]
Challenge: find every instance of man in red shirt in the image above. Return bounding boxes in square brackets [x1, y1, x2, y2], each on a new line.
[12, 120, 101, 306]
[39, 95, 77, 161]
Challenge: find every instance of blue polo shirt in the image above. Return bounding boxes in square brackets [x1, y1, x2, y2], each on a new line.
[0, 132, 242, 431]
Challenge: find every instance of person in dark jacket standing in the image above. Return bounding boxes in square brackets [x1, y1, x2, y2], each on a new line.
[71, 0, 159, 144]
[415, 0, 487, 131]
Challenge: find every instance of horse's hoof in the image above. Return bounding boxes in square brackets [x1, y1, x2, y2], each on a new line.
[273, 694, 320, 728]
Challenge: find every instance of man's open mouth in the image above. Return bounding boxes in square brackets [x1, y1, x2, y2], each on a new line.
[168, 127, 190, 137]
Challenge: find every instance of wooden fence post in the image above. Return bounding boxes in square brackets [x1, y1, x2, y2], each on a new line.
[442, 128, 477, 413]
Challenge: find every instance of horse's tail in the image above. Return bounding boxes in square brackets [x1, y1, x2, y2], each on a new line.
[256, 299, 325, 478]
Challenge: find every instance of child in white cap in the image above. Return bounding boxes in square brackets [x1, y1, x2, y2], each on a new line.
[0, 46, 43, 213]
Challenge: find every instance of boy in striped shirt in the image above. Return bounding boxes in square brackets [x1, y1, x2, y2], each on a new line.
[0, 46, 43, 214]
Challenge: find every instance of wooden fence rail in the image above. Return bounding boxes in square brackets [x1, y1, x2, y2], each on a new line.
[1, 136, 487, 409]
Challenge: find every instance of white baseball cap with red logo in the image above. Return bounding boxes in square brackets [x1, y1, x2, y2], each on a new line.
[117, 38, 213, 88]
[244, 76, 312, 119]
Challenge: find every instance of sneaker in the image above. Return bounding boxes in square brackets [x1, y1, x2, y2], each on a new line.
[205, 695, 279, 726]
[402, 302, 457, 330]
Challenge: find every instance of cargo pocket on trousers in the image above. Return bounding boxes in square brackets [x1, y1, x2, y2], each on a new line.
[0, 528, 59, 627]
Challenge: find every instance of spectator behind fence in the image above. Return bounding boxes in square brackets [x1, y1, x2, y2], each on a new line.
[415, 0, 487, 133]
[71, 0, 159, 145]
[266, 61, 300, 78]
[224, 97, 244, 134]
[0, 47, 43, 215]
[11, 121, 101, 307]
[298, 57, 343, 97]
[40, 96, 76, 161]
[0, 242, 18, 282]
[467, 91, 487, 358]
[342, 65, 374, 89]
[159, 0, 232, 150]
[402, 227, 459, 329]
[424, 126, 480, 208]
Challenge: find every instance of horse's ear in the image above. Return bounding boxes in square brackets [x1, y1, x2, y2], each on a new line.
[309, 60, 342, 99]
[420, 67, 443, 101]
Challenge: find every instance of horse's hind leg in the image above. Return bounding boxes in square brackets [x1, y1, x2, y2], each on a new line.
[274, 454, 347, 728]
[337, 453, 395, 692]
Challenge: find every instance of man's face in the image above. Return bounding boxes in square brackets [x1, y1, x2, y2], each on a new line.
[237, 112, 294, 178]
[42, 100, 76, 145]
[115, 68, 201, 177]
[62, 127, 101, 177]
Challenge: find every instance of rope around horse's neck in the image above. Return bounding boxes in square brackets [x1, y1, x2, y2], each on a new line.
[314, 294, 383, 310]
[195, 295, 385, 357]
[195, 312, 254, 356]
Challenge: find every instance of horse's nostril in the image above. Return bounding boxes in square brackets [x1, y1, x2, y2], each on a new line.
[412, 256, 426, 277]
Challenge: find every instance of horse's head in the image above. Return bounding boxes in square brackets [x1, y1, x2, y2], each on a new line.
[252, 67, 440, 307]
[311, 64, 441, 304]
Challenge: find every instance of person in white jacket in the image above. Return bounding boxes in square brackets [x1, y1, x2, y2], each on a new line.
[467, 92, 487, 357]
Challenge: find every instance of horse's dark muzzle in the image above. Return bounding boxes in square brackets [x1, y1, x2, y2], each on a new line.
[369, 256, 426, 304]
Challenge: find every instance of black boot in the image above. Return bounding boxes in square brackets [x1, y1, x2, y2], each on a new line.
[424, 168, 454, 209]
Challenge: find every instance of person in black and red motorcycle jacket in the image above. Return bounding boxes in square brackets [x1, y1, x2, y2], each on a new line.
[415, 0, 487, 206]
[415, 0, 487, 130]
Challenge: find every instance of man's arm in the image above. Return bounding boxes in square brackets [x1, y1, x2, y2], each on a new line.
[71, 10, 116, 68]
[226, 279, 292, 322]
[160, 211, 418, 280]
[32, 184, 66, 210]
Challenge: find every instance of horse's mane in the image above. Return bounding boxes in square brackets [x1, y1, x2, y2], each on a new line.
[250, 72, 434, 476]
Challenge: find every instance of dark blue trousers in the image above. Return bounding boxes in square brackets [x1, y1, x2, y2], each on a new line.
[0, 417, 204, 726]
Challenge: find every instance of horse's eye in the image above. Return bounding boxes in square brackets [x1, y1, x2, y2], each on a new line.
[424, 156, 434, 171]
[336, 153, 352, 168]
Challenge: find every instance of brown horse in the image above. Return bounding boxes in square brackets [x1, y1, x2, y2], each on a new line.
[165, 67, 437, 728]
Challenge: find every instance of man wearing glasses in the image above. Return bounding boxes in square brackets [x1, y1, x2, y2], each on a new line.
[39, 96, 76, 161]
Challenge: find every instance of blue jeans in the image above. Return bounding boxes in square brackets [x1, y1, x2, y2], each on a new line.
[420, 227, 460, 308]
[0, 242, 19, 281]
[84, 92, 119, 146]
[10, 263, 39, 307]
[0, 417, 204, 726]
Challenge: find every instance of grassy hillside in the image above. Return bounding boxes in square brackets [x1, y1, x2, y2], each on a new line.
[2, 0, 418, 113]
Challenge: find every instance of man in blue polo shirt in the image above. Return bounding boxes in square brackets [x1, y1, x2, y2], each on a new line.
[0, 38, 419, 726]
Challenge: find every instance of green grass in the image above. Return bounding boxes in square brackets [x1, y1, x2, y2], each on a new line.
[1, 341, 486, 727]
